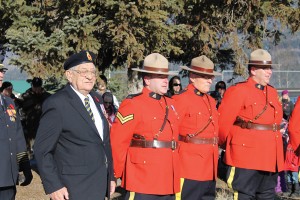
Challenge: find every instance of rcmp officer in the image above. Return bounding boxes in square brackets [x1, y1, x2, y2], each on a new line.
[218, 49, 284, 199]
[110, 53, 180, 200]
[173, 55, 221, 199]
[288, 97, 300, 163]
[0, 63, 32, 199]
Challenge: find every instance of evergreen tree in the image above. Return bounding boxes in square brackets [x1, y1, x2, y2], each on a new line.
[1, 0, 299, 97]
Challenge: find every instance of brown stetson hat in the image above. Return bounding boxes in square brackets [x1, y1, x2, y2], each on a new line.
[246, 49, 278, 67]
[0, 63, 8, 72]
[132, 53, 177, 76]
[181, 55, 221, 76]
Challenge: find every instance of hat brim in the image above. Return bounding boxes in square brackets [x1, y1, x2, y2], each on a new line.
[131, 68, 178, 76]
[246, 62, 279, 66]
[180, 66, 221, 76]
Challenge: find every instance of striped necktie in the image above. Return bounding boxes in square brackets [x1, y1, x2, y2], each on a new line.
[84, 97, 95, 122]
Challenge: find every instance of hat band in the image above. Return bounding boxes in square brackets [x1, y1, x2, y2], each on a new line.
[249, 60, 272, 65]
[144, 66, 169, 73]
[191, 66, 213, 73]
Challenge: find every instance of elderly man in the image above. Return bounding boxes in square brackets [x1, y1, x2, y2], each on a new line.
[218, 49, 284, 199]
[34, 51, 115, 200]
[111, 53, 180, 200]
[173, 56, 220, 199]
[0, 63, 32, 199]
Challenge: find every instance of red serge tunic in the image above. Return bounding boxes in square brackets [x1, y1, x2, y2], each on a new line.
[218, 78, 284, 172]
[288, 97, 300, 159]
[173, 84, 219, 181]
[110, 88, 180, 195]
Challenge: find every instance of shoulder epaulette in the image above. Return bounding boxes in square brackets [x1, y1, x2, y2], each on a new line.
[126, 92, 142, 99]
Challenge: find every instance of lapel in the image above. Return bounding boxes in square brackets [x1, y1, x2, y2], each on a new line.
[90, 91, 109, 141]
[65, 84, 103, 140]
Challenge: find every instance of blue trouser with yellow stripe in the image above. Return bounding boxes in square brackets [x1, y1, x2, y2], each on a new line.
[176, 178, 216, 200]
[226, 166, 278, 200]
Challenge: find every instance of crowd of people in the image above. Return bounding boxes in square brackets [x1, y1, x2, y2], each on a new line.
[1, 48, 300, 200]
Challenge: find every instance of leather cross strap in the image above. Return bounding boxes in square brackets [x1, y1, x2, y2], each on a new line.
[130, 139, 178, 150]
[178, 135, 218, 145]
[233, 117, 278, 132]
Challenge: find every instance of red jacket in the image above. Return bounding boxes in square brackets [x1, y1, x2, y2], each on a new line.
[289, 97, 300, 153]
[218, 78, 284, 172]
[173, 84, 219, 181]
[110, 88, 180, 195]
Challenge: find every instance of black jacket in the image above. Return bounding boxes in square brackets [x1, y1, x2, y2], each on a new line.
[34, 84, 113, 200]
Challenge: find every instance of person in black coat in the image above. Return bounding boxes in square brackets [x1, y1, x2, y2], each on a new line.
[0, 63, 32, 200]
[34, 51, 115, 200]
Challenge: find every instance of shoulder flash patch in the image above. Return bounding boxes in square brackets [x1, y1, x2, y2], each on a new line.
[126, 92, 142, 99]
[116, 112, 134, 124]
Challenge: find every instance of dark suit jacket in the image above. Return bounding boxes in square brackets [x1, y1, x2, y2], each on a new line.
[0, 95, 27, 187]
[34, 84, 113, 200]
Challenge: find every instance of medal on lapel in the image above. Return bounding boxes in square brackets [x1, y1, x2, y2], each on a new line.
[7, 104, 16, 122]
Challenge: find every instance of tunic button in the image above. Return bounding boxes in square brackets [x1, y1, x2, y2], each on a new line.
[270, 102, 272, 104]
[143, 161, 146, 164]
[242, 144, 245, 146]
[154, 117, 156, 119]
[254, 102, 256, 105]
[198, 112, 201, 115]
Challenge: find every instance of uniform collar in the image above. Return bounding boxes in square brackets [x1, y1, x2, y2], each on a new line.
[149, 92, 162, 100]
[143, 88, 162, 100]
[187, 84, 204, 96]
[255, 84, 265, 90]
[248, 78, 265, 91]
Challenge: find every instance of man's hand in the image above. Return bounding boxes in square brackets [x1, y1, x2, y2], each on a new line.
[20, 168, 33, 186]
[110, 180, 116, 196]
[49, 187, 69, 200]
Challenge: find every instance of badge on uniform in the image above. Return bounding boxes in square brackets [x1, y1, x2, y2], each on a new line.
[116, 112, 134, 125]
[7, 104, 16, 122]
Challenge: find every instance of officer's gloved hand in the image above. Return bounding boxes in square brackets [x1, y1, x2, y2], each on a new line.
[19, 160, 33, 186]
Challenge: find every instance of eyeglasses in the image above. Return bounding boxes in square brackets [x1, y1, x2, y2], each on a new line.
[173, 83, 181, 87]
[71, 69, 97, 77]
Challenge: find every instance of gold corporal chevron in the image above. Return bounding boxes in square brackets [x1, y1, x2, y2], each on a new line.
[117, 112, 134, 125]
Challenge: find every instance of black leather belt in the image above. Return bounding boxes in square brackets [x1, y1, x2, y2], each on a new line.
[178, 135, 218, 145]
[234, 118, 278, 131]
[130, 139, 178, 150]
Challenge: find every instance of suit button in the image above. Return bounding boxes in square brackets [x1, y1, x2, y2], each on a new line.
[11, 153, 13, 156]
[9, 138, 11, 141]
[6, 125, 9, 127]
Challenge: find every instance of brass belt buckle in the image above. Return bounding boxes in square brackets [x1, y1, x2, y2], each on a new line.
[213, 137, 219, 145]
[273, 123, 277, 132]
[171, 140, 177, 150]
[153, 138, 158, 148]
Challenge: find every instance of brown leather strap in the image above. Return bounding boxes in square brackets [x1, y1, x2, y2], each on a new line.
[233, 118, 278, 131]
[178, 135, 218, 145]
[130, 139, 177, 150]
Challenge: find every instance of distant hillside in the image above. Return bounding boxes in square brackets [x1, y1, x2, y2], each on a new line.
[269, 31, 300, 70]
[4, 65, 28, 80]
